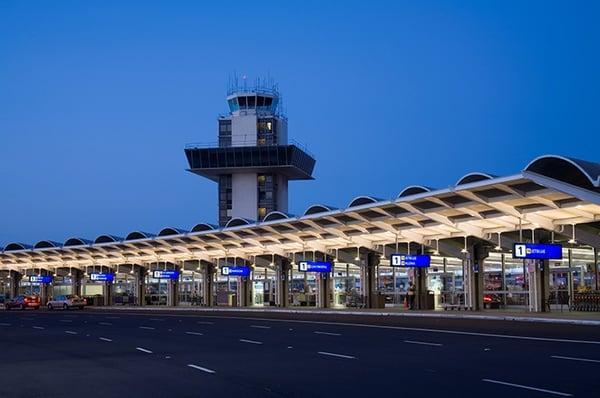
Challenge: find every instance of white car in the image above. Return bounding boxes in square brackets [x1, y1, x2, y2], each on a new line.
[47, 295, 86, 310]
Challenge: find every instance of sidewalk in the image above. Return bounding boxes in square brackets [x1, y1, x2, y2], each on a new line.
[89, 305, 600, 326]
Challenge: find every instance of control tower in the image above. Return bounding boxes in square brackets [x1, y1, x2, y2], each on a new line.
[185, 79, 316, 226]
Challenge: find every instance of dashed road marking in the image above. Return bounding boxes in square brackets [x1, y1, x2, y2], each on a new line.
[98, 322, 112, 326]
[99, 337, 113, 342]
[59, 320, 73, 323]
[136, 347, 153, 354]
[185, 331, 204, 336]
[318, 351, 356, 360]
[187, 364, 216, 374]
[314, 331, 341, 336]
[32, 326, 45, 330]
[139, 326, 155, 330]
[250, 325, 271, 329]
[239, 339, 263, 345]
[149, 318, 165, 321]
[196, 321, 214, 325]
[65, 331, 77, 335]
[0, 323, 11, 326]
[482, 379, 572, 396]
[404, 340, 443, 347]
[551, 355, 600, 364]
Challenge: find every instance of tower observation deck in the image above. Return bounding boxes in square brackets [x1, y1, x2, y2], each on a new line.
[185, 79, 316, 226]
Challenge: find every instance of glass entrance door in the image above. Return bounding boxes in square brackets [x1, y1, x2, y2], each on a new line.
[145, 276, 168, 305]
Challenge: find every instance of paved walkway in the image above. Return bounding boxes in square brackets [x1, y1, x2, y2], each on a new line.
[89, 305, 600, 326]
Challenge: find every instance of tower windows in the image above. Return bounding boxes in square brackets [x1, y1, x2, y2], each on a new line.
[257, 173, 277, 220]
[219, 119, 232, 147]
[257, 118, 277, 146]
[218, 175, 233, 226]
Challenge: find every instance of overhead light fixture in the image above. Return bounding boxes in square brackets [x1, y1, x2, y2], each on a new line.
[433, 239, 440, 256]
[354, 247, 360, 261]
[460, 236, 468, 254]
[568, 224, 577, 244]
[494, 233, 502, 251]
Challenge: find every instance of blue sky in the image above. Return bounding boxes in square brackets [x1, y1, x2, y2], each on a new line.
[1, 1, 598, 246]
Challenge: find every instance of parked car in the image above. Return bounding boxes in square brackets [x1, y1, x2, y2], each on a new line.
[47, 295, 86, 310]
[5, 295, 41, 310]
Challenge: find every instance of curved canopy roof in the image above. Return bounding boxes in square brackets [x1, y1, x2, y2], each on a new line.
[303, 204, 337, 216]
[225, 217, 254, 228]
[397, 186, 433, 198]
[33, 240, 62, 249]
[2, 154, 600, 262]
[124, 231, 156, 241]
[262, 211, 293, 223]
[455, 172, 495, 186]
[4, 242, 32, 251]
[94, 235, 123, 244]
[347, 196, 383, 208]
[158, 227, 189, 237]
[190, 223, 218, 233]
[525, 155, 600, 190]
[64, 237, 92, 247]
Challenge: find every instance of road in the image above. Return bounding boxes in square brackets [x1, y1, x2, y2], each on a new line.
[1, 308, 599, 397]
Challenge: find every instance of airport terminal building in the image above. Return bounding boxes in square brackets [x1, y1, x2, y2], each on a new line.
[1, 83, 600, 313]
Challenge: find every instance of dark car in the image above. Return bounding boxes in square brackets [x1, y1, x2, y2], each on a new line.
[4, 295, 41, 310]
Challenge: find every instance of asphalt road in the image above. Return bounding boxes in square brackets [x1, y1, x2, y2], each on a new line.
[1, 308, 599, 398]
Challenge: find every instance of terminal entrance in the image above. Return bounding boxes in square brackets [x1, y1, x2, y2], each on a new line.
[332, 263, 361, 308]
[145, 276, 169, 305]
[178, 270, 203, 306]
[113, 272, 136, 306]
[250, 266, 276, 306]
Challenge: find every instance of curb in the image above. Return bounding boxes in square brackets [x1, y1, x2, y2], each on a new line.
[88, 307, 600, 326]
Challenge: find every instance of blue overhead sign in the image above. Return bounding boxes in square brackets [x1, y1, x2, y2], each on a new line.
[29, 275, 53, 284]
[513, 243, 563, 260]
[153, 270, 180, 280]
[390, 254, 431, 267]
[221, 266, 250, 277]
[90, 273, 114, 282]
[298, 261, 332, 273]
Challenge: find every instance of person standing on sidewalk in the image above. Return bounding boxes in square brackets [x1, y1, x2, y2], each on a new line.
[407, 282, 416, 310]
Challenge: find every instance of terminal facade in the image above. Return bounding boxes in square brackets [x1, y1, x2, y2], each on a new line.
[1, 83, 600, 312]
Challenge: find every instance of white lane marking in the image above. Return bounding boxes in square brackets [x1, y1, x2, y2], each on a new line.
[59, 319, 73, 323]
[149, 318, 165, 321]
[314, 331, 341, 336]
[239, 339, 263, 345]
[33, 326, 45, 330]
[188, 315, 600, 345]
[551, 355, 600, 364]
[88, 312, 600, 345]
[139, 326, 155, 330]
[404, 340, 443, 347]
[482, 379, 572, 396]
[187, 364, 216, 374]
[99, 337, 113, 342]
[318, 351, 356, 359]
[65, 330, 78, 335]
[196, 321, 214, 325]
[185, 331, 204, 336]
[98, 322, 112, 326]
[250, 325, 271, 329]
[136, 347, 153, 354]
[106, 316, 120, 319]
[0, 323, 11, 326]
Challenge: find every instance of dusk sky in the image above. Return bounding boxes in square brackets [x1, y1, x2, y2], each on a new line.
[1, 1, 599, 246]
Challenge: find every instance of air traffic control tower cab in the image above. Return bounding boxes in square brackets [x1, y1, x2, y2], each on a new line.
[185, 79, 316, 226]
